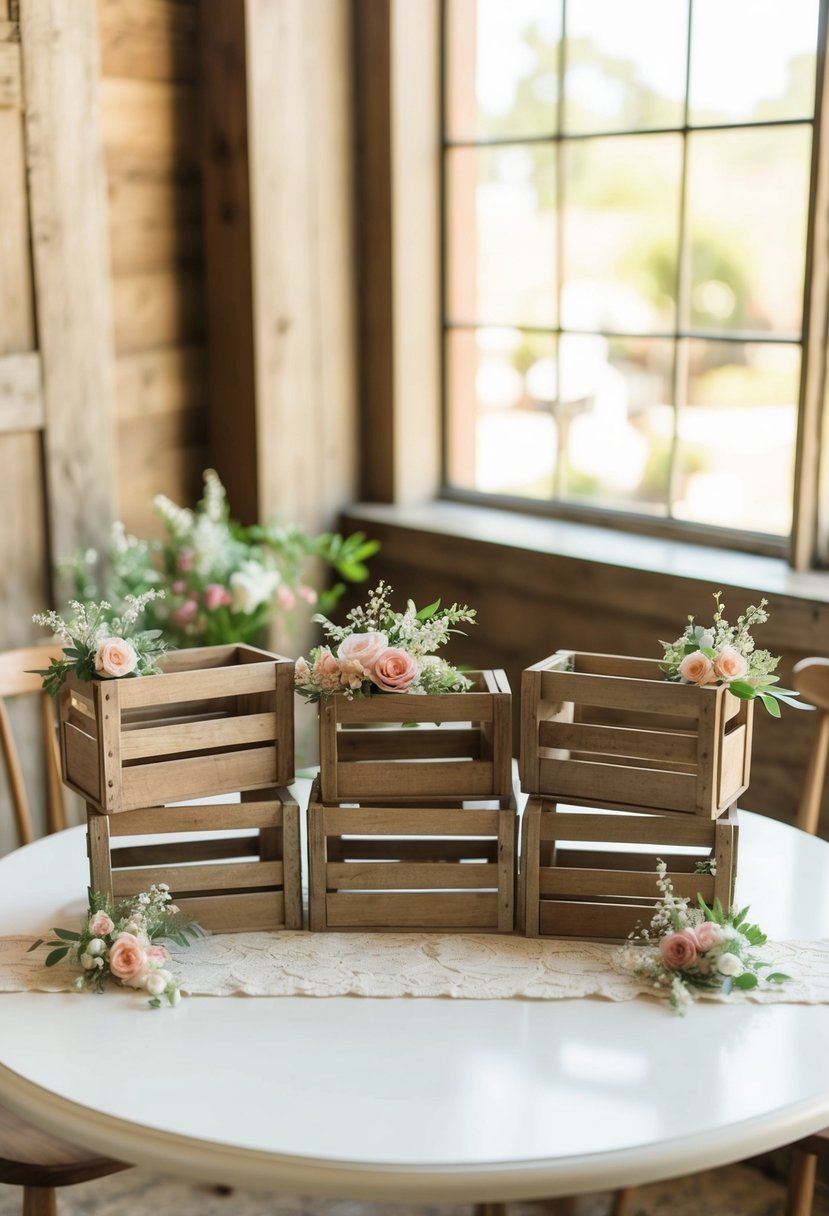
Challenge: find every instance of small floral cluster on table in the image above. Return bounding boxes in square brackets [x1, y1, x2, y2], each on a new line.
[660, 592, 809, 717]
[29, 885, 204, 1009]
[60, 469, 378, 649]
[32, 593, 167, 696]
[294, 581, 476, 701]
[618, 860, 788, 1015]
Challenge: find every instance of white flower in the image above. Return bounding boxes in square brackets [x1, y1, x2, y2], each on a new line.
[230, 560, 281, 614]
[72, 976, 86, 991]
[80, 953, 97, 970]
[144, 973, 167, 996]
[716, 952, 744, 977]
[86, 938, 106, 957]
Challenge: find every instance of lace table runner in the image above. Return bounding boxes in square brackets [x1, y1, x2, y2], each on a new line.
[2, 932, 829, 1004]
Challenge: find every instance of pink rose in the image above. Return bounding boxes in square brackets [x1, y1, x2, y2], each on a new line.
[714, 646, 748, 681]
[337, 631, 389, 673]
[312, 647, 344, 694]
[298, 584, 317, 604]
[693, 921, 723, 952]
[108, 936, 148, 985]
[204, 583, 232, 611]
[94, 638, 138, 679]
[88, 911, 114, 937]
[659, 930, 699, 970]
[171, 580, 188, 595]
[371, 647, 418, 693]
[679, 651, 715, 686]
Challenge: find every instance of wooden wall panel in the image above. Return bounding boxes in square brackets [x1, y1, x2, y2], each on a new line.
[97, 0, 207, 537]
[343, 507, 829, 838]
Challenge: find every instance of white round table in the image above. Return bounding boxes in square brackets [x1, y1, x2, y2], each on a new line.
[0, 808, 828, 1203]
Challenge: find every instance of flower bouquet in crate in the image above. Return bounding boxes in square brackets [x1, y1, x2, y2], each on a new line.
[32, 596, 295, 812]
[295, 582, 512, 802]
[521, 593, 809, 818]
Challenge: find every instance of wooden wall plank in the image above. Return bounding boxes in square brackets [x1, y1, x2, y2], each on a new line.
[113, 268, 204, 355]
[100, 77, 199, 168]
[0, 40, 20, 106]
[116, 345, 205, 421]
[0, 352, 43, 432]
[200, 0, 257, 523]
[245, 0, 357, 534]
[98, 0, 198, 82]
[21, 0, 117, 562]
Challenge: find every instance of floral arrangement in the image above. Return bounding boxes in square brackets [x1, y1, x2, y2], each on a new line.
[32, 593, 167, 696]
[660, 592, 808, 717]
[294, 581, 476, 702]
[29, 884, 203, 1009]
[60, 469, 378, 649]
[618, 860, 788, 1015]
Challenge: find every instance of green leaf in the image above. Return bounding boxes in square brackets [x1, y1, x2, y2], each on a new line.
[728, 680, 757, 700]
[765, 972, 790, 984]
[713, 896, 725, 924]
[733, 973, 758, 989]
[44, 946, 70, 967]
[51, 927, 81, 941]
[148, 997, 161, 1010]
[416, 598, 441, 621]
[697, 894, 714, 922]
[27, 939, 44, 952]
[759, 693, 782, 718]
[700, 646, 717, 659]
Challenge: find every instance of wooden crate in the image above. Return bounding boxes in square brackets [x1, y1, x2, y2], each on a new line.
[520, 650, 753, 818]
[519, 797, 738, 941]
[59, 644, 295, 813]
[307, 781, 516, 932]
[86, 790, 302, 933]
[318, 669, 512, 803]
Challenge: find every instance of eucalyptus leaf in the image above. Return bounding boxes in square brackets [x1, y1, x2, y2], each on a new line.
[44, 946, 69, 967]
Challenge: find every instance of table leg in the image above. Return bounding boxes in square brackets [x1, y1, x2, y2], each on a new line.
[22, 1187, 56, 1216]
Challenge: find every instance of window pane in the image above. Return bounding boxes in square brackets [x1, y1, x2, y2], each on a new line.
[673, 340, 799, 535]
[689, 0, 819, 125]
[685, 126, 811, 336]
[445, 0, 562, 141]
[563, 0, 687, 134]
[446, 145, 556, 327]
[446, 327, 557, 498]
[559, 334, 674, 511]
[562, 134, 682, 332]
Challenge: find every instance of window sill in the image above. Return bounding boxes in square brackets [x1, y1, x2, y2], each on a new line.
[342, 499, 829, 607]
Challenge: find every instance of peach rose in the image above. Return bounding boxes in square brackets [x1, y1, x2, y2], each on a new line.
[714, 646, 748, 681]
[678, 650, 715, 686]
[94, 637, 138, 679]
[88, 911, 114, 937]
[339, 658, 366, 690]
[170, 599, 198, 627]
[371, 647, 418, 693]
[337, 631, 389, 673]
[145, 944, 170, 967]
[693, 920, 723, 952]
[659, 929, 699, 970]
[108, 935, 148, 985]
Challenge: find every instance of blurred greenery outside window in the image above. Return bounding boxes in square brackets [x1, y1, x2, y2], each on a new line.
[442, 0, 824, 557]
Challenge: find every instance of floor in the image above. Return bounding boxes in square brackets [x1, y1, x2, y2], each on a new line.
[2, 1163, 829, 1216]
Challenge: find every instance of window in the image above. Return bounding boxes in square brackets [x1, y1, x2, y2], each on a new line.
[442, 0, 826, 557]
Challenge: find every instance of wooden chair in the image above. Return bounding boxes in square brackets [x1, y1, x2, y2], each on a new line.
[0, 645, 129, 1216]
[609, 659, 829, 1216]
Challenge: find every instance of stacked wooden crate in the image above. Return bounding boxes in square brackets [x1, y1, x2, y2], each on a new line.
[518, 651, 750, 940]
[306, 670, 517, 932]
[59, 644, 301, 932]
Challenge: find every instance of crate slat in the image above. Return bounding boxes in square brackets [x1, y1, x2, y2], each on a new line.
[325, 891, 499, 929]
[120, 711, 278, 760]
[539, 720, 699, 764]
[175, 891, 285, 933]
[110, 859, 284, 896]
[107, 800, 286, 836]
[539, 899, 652, 941]
[538, 810, 716, 846]
[539, 866, 716, 902]
[326, 861, 496, 890]
[120, 746, 278, 811]
[334, 759, 499, 801]
[537, 758, 695, 812]
[320, 805, 501, 836]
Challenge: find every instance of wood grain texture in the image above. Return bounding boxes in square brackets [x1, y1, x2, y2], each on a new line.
[97, 0, 198, 82]
[0, 352, 43, 433]
[21, 0, 118, 562]
[0, 40, 20, 106]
